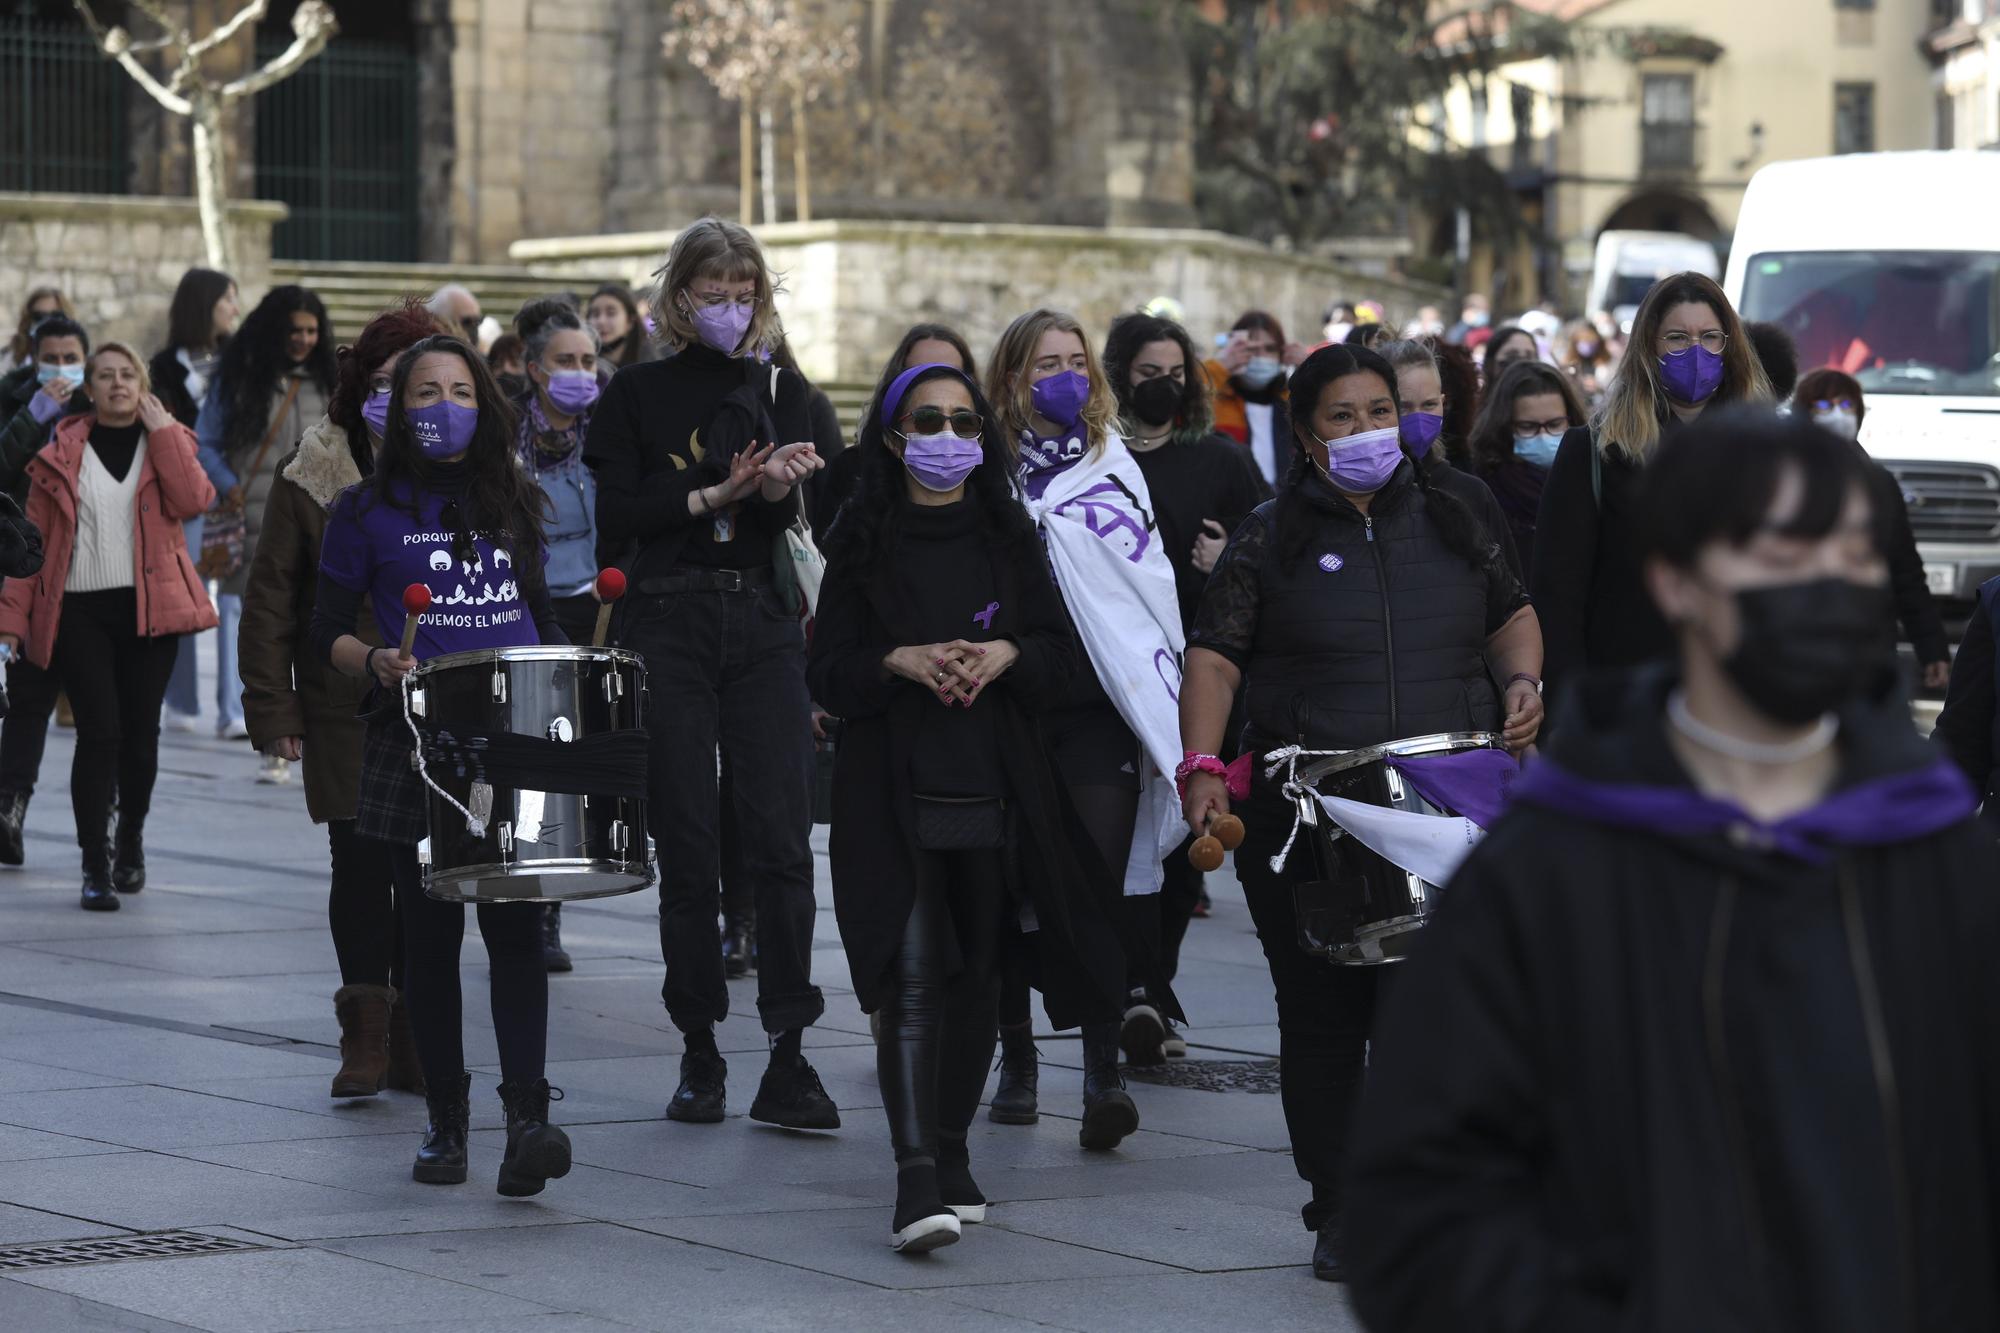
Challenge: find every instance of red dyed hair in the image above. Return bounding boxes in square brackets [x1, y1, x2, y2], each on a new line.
[329, 299, 454, 436]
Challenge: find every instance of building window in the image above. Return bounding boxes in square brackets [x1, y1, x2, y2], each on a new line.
[1834, 0, 1875, 9]
[1641, 73, 1696, 170]
[1834, 82, 1875, 154]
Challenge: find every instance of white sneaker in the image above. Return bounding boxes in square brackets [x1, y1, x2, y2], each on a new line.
[890, 1211, 960, 1253]
[1162, 1025, 1188, 1060]
[164, 710, 201, 734]
[218, 718, 250, 741]
[258, 754, 291, 785]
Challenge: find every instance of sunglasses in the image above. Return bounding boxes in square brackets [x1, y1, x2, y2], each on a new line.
[898, 406, 983, 439]
[1813, 398, 1857, 413]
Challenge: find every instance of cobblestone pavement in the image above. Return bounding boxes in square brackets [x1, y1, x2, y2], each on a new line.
[0, 704, 1362, 1331]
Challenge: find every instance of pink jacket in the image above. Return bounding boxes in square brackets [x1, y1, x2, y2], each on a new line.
[0, 413, 218, 668]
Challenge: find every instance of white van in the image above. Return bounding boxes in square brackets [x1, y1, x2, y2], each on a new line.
[1589, 231, 1720, 331]
[1726, 152, 2000, 624]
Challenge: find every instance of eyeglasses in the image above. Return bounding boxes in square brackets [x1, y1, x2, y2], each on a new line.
[688, 291, 757, 309]
[1813, 398, 1857, 413]
[898, 406, 983, 439]
[1659, 330, 1729, 356]
[1511, 417, 1573, 439]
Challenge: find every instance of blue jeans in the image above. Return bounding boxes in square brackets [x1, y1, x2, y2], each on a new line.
[619, 578, 822, 1036]
[163, 636, 200, 718]
[214, 593, 243, 726]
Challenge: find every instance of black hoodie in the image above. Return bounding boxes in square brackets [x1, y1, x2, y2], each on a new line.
[1345, 668, 2000, 1333]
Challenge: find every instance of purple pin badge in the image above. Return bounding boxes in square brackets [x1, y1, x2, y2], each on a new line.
[974, 601, 999, 631]
[1318, 553, 1344, 573]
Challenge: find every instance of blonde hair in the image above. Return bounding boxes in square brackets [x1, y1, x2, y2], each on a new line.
[1594, 272, 1771, 465]
[985, 309, 1118, 465]
[85, 342, 150, 394]
[647, 217, 784, 357]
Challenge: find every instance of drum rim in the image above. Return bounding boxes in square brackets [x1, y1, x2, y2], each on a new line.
[424, 858, 653, 902]
[413, 644, 646, 677]
[1296, 730, 1501, 784]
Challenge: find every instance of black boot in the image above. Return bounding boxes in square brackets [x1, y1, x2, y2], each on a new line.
[1120, 990, 1166, 1067]
[750, 1041, 840, 1130]
[0, 790, 27, 867]
[937, 1133, 986, 1224]
[1078, 1022, 1139, 1151]
[496, 1079, 572, 1197]
[79, 840, 117, 912]
[1312, 1219, 1345, 1282]
[541, 905, 571, 973]
[890, 1158, 960, 1254]
[987, 1021, 1038, 1125]
[112, 824, 145, 894]
[667, 1043, 727, 1123]
[413, 1071, 471, 1184]
[721, 917, 753, 979]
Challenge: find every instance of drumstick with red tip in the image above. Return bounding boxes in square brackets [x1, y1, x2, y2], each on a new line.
[592, 567, 626, 647]
[399, 583, 431, 659]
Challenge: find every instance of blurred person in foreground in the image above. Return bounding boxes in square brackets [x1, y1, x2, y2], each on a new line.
[1347, 409, 2000, 1332]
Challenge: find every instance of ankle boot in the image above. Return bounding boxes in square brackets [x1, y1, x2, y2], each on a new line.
[496, 1079, 571, 1197]
[890, 1158, 960, 1254]
[937, 1134, 986, 1224]
[79, 842, 117, 912]
[1078, 1022, 1139, 1151]
[0, 790, 28, 866]
[987, 1021, 1038, 1125]
[413, 1071, 470, 1184]
[384, 991, 426, 1094]
[330, 985, 391, 1098]
[111, 823, 145, 893]
[541, 905, 572, 973]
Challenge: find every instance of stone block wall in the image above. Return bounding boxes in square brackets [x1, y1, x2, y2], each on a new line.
[513, 220, 1445, 385]
[0, 193, 284, 355]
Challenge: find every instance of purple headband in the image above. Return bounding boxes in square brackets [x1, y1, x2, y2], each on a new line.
[881, 362, 974, 433]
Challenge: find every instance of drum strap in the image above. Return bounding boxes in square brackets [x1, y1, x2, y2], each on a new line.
[1259, 745, 1324, 874]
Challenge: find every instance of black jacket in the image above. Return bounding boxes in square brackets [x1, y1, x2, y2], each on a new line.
[1190, 460, 1528, 756]
[1347, 669, 2000, 1333]
[0, 364, 87, 505]
[1422, 449, 1522, 581]
[806, 502, 1175, 1027]
[147, 346, 204, 428]
[1935, 575, 2000, 805]
[1530, 425, 1674, 700]
[1869, 463, 1948, 667]
[1128, 426, 1271, 632]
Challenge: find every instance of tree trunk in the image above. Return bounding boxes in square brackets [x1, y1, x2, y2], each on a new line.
[739, 100, 755, 223]
[791, 86, 810, 224]
[759, 103, 778, 225]
[190, 93, 237, 274]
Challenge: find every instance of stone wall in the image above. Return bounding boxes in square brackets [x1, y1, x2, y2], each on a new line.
[512, 220, 1447, 385]
[0, 194, 285, 354]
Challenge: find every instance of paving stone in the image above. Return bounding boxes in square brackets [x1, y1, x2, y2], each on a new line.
[0, 1200, 129, 1245]
[0, 1057, 134, 1095]
[0, 1277, 202, 1331]
[0, 1122, 131, 1161]
[0, 1084, 379, 1151]
[0, 1152, 383, 1231]
[0, 1028, 338, 1085]
[15, 929, 346, 980]
[937, 1268, 1367, 1332]
[984, 1189, 1306, 1271]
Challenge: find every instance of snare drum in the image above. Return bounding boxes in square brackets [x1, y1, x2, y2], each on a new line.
[409, 646, 652, 904]
[1287, 731, 1500, 964]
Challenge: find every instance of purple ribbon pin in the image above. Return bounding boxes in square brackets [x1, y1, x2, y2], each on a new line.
[974, 601, 999, 631]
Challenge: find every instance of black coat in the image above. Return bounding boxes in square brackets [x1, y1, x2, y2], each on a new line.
[1869, 463, 1948, 667]
[807, 510, 1165, 1027]
[147, 346, 203, 428]
[1347, 670, 2000, 1333]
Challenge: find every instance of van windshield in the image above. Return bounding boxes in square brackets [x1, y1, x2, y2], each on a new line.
[1741, 251, 2000, 397]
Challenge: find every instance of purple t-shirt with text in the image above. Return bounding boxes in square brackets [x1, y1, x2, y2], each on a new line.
[320, 484, 541, 661]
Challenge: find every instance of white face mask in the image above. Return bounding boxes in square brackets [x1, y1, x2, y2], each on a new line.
[1814, 409, 1859, 441]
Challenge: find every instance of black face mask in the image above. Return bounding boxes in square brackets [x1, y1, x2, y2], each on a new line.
[495, 372, 529, 401]
[1720, 577, 1895, 724]
[1130, 376, 1184, 428]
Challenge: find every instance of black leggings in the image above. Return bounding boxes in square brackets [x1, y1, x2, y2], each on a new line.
[878, 847, 1006, 1162]
[328, 819, 401, 989]
[0, 656, 59, 798]
[1125, 833, 1204, 994]
[388, 844, 547, 1085]
[999, 782, 1137, 1028]
[51, 591, 178, 862]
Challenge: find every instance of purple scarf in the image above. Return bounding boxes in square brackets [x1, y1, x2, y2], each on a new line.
[1018, 428, 1089, 501]
[1513, 755, 1976, 865]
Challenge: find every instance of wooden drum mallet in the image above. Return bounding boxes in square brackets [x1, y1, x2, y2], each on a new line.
[591, 567, 626, 647]
[399, 583, 431, 657]
[1188, 811, 1245, 871]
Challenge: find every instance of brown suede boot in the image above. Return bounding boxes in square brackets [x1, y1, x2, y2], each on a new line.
[331, 985, 392, 1098]
[385, 989, 426, 1094]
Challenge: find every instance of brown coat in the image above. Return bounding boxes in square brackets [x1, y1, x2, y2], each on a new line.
[0, 413, 217, 667]
[238, 416, 381, 824]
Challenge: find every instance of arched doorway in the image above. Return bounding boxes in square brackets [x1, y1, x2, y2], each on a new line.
[1599, 190, 1722, 246]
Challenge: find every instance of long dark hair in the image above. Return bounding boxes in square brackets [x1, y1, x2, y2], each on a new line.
[590, 283, 649, 362]
[854, 322, 978, 456]
[1102, 312, 1214, 439]
[165, 267, 233, 354]
[1467, 360, 1587, 473]
[1479, 325, 1538, 383]
[212, 284, 336, 458]
[1277, 343, 1494, 569]
[823, 365, 1035, 575]
[367, 335, 545, 556]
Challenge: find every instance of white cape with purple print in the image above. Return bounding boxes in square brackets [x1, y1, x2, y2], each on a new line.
[1024, 432, 1186, 897]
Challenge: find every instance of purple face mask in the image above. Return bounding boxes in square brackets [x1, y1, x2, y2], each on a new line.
[408, 400, 478, 459]
[544, 370, 600, 415]
[1400, 411, 1444, 459]
[902, 431, 983, 493]
[1315, 425, 1405, 494]
[361, 388, 391, 439]
[1659, 345, 1725, 404]
[687, 296, 754, 355]
[1030, 370, 1091, 430]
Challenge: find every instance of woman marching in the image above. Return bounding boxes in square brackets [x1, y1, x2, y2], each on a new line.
[1466, 359, 1588, 575]
[0, 345, 216, 910]
[1178, 342, 1544, 1280]
[812, 324, 977, 539]
[810, 361, 1124, 1251]
[240, 301, 447, 1100]
[310, 333, 572, 1193]
[584, 217, 835, 1130]
[983, 308, 1185, 1148]
[1376, 338, 1522, 575]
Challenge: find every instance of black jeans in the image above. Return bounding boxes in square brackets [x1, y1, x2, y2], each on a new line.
[50, 591, 178, 865]
[387, 843, 546, 1084]
[998, 781, 1136, 1030]
[621, 582, 822, 1035]
[879, 846, 1006, 1162]
[1126, 835, 1203, 995]
[0, 657, 59, 798]
[1237, 816, 1386, 1232]
[328, 818, 401, 989]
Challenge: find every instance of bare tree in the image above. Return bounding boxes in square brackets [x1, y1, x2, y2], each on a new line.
[73, 0, 339, 273]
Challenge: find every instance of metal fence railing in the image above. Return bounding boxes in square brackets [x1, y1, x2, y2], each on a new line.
[0, 9, 129, 194]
